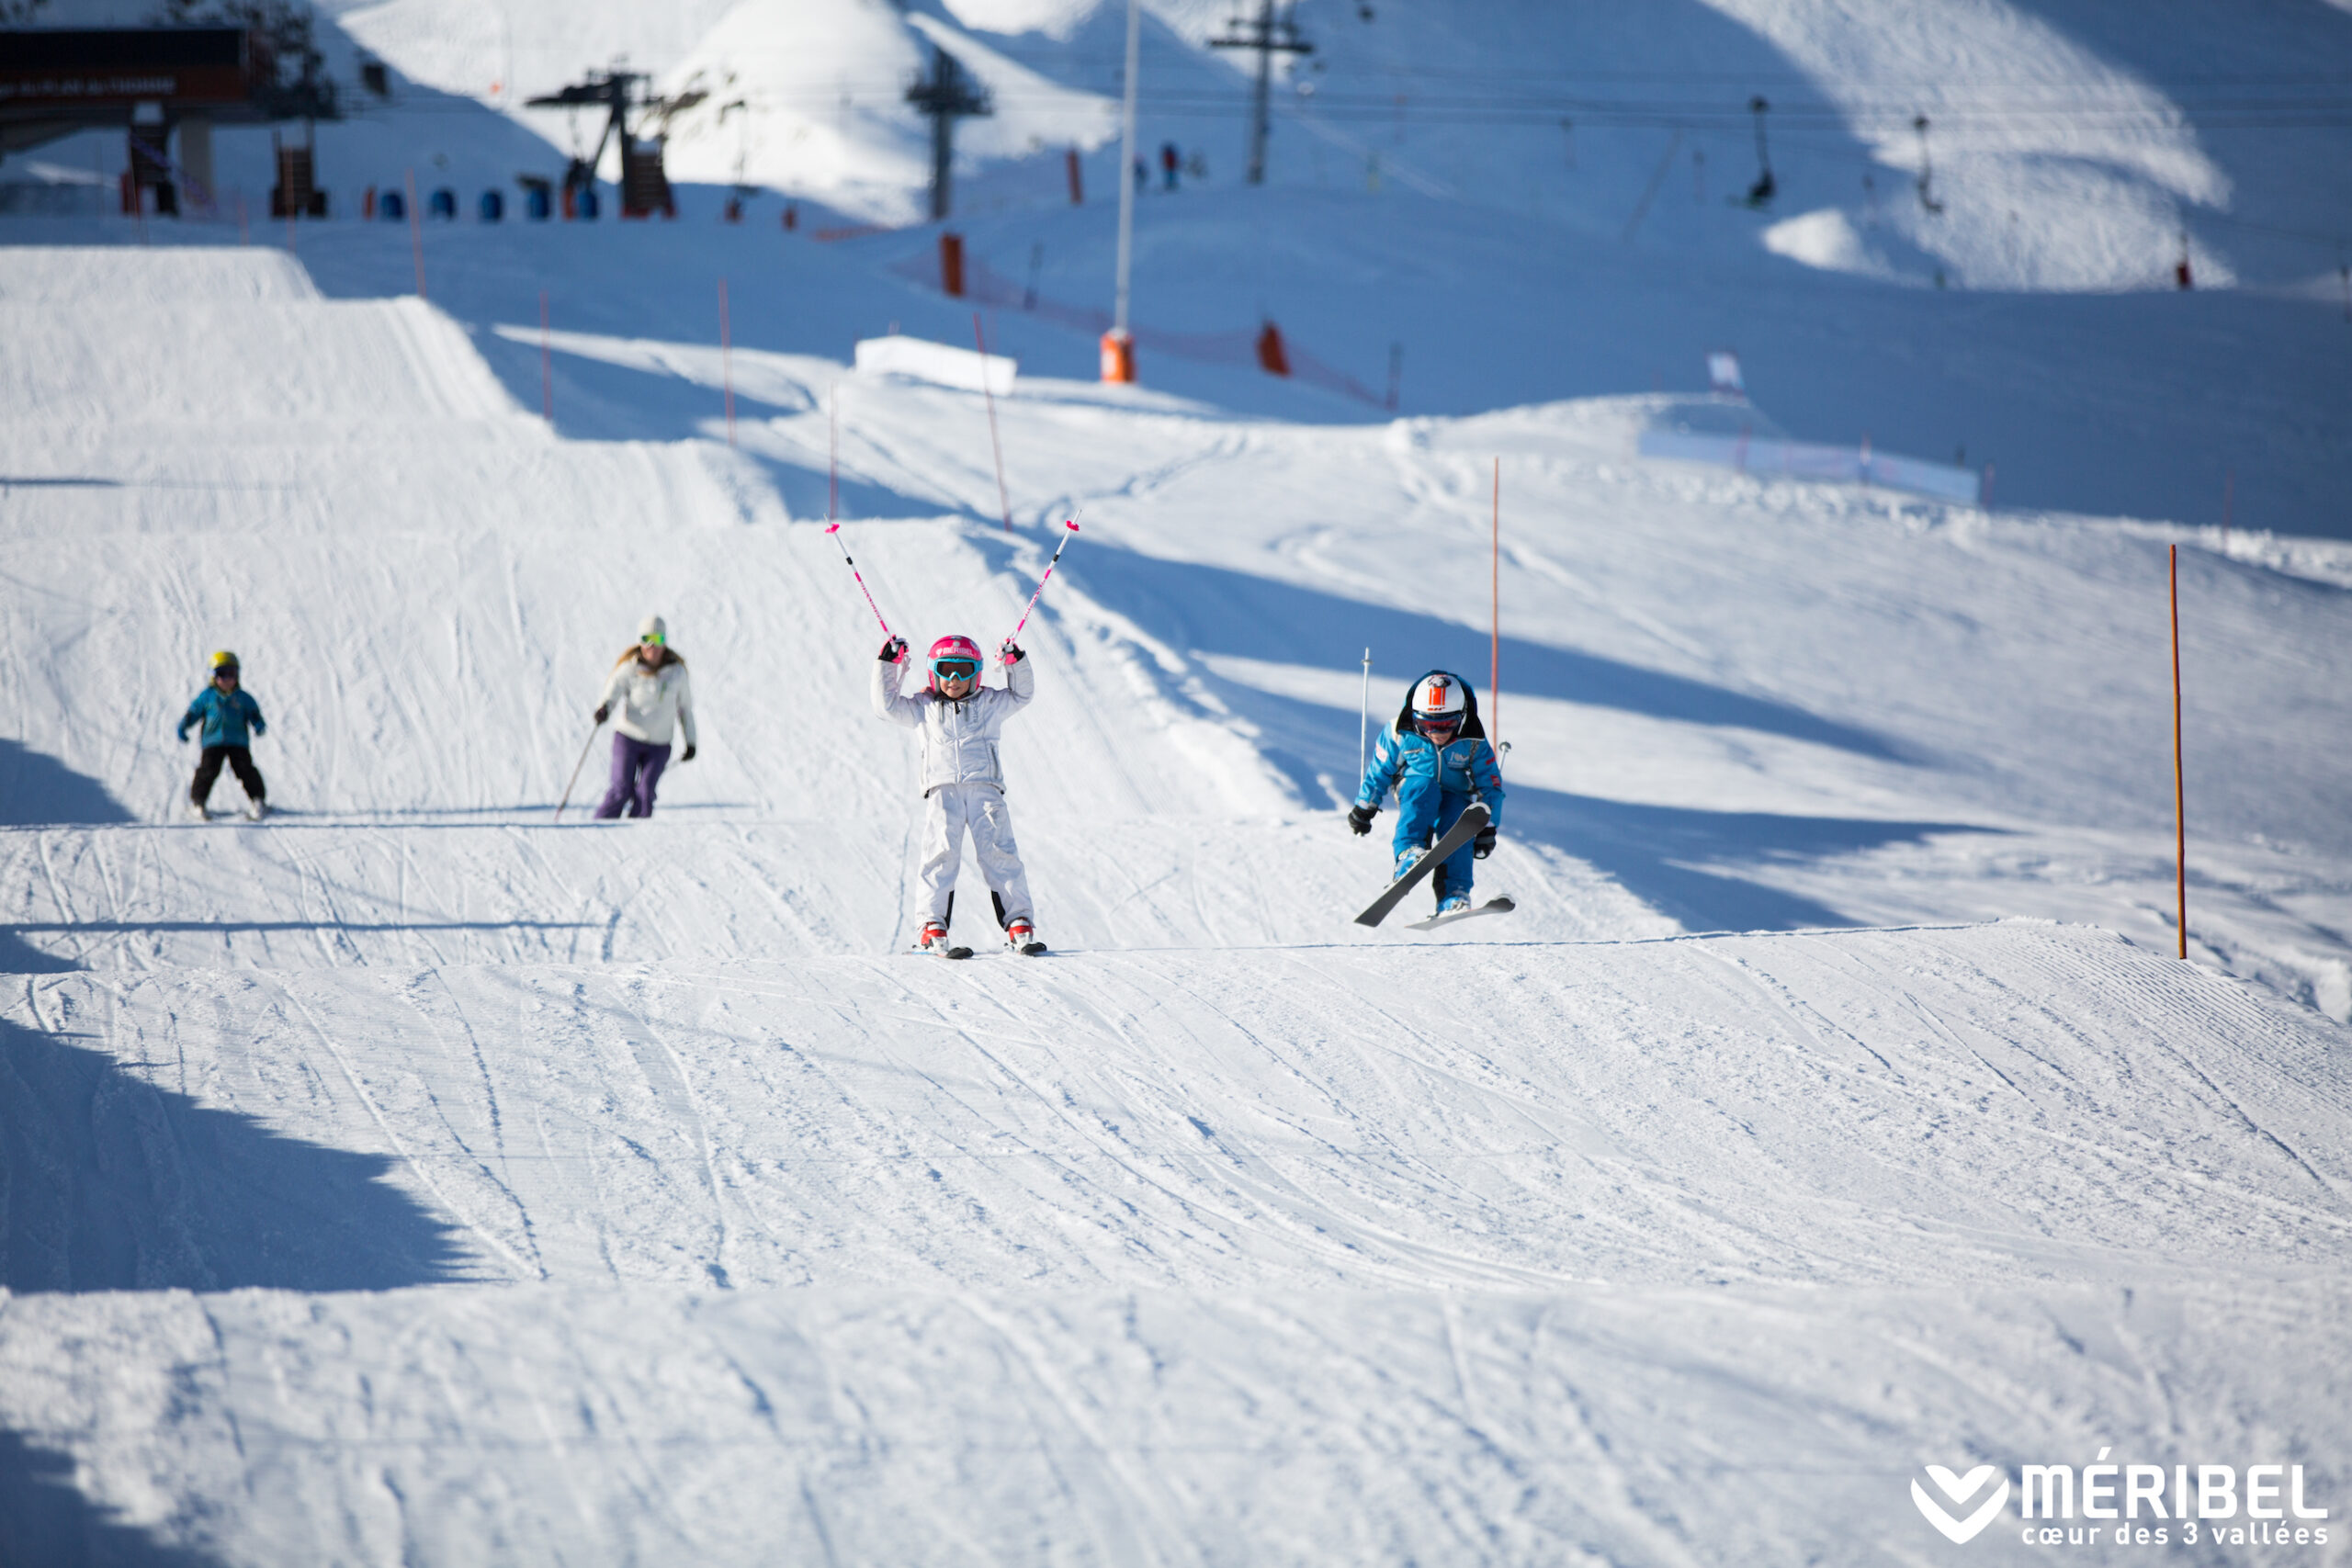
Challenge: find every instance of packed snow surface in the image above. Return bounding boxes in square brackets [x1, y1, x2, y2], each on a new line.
[5, 0, 2352, 1552]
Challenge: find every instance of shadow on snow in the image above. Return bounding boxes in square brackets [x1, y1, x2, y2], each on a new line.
[0, 1427, 221, 1568]
[0, 1011, 473, 1294]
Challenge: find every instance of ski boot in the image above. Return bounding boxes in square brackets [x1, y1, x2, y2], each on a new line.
[245, 799, 269, 821]
[188, 799, 211, 821]
[1436, 891, 1472, 919]
[1006, 917, 1046, 957]
[918, 919, 972, 960]
[1395, 848, 1423, 883]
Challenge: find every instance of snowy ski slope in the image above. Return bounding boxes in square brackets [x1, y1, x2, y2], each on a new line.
[3, 221, 2350, 1562]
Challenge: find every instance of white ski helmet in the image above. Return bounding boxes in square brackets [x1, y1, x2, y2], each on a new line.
[1411, 673, 1467, 735]
[638, 615, 667, 646]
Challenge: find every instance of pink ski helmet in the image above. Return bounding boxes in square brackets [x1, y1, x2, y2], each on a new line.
[927, 634, 985, 693]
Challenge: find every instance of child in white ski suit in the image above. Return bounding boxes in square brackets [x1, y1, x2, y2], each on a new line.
[871, 633, 1039, 949]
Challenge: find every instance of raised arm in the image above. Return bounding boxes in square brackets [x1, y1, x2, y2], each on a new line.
[870, 641, 924, 728]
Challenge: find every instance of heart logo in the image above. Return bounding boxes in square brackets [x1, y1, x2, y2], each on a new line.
[1912, 1465, 2010, 1544]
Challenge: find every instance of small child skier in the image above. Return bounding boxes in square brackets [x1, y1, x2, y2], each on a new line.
[177, 649, 269, 820]
[1349, 670, 1506, 917]
[872, 632, 1045, 955]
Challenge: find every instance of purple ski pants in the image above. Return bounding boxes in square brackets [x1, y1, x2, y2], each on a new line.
[595, 734, 671, 819]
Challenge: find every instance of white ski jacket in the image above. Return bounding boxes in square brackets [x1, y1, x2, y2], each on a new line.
[601, 649, 697, 748]
[871, 651, 1035, 795]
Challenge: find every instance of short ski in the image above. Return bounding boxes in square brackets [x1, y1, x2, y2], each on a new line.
[1354, 802, 1490, 929]
[1406, 896, 1515, 931]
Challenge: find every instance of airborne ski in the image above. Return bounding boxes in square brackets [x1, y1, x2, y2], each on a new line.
[1406, 896, 1515, 931]
[1354, 803, 1490, 929]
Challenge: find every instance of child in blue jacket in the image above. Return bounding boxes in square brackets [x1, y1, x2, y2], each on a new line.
[176, 649, 268, 819]
[1348, 670, 1505, 916]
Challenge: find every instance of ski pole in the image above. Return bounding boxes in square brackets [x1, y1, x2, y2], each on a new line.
[1359, 648, 1371, 782]
[824, 522, 894, 637]
[554, 716, 604, 822]
[1003, 519, 1080, 649]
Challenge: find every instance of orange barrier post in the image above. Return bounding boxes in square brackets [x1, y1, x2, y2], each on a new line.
[1256, 321, 1291, 377]
[1100, 329, 1135, 384]
[975, 312, 1012, 532]
[2170, 545, 2188, 958]
[940, 231, 966, 298]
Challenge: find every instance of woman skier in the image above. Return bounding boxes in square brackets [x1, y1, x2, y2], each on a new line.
[177, 649, 268, 820]
[1349, 670, 1506, 918]
[872, 632, 1045, 956]
[593, 615, 696, 819]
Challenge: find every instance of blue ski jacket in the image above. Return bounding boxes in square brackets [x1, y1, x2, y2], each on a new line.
[178, 686, 266, 748]
[1354, 669, 1505, 824]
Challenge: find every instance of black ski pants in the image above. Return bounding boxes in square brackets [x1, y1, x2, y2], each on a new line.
[191, 744, 266, 805]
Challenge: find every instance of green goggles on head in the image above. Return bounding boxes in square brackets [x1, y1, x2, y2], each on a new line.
[639, 633, 665, 647]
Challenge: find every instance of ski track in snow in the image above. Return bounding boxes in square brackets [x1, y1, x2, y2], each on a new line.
[0, 234, 2349, 1563]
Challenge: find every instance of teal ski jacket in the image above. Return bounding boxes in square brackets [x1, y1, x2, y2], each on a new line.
[178, 686, 266, 748]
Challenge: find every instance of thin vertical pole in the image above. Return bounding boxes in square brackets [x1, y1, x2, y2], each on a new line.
[827, 383, 840, 523]
[1113, 0, 1141, 338]
[719, 277, 735, 446]
[1359, 648, 1372, 783]
[975, 311, 1012, 531]
[2222, 467, 2233, 553]
[538, 289, 552, 423]
[404, 169, 425, 299]
[2170, 544, 2188, 960]
[1490, 457, 1501, 748]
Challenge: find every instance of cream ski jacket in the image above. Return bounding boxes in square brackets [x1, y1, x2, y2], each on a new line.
[871, 650, 1035, 795]
[601, 649, 697, 749]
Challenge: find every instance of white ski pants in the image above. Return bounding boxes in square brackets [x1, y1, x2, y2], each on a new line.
[920, 783, 1034, 928]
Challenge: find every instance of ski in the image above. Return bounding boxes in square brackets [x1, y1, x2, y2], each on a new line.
[1406, 896, 1515, 931]
[1354, 802, 1489, 929]
[1012, 940, 1048, 956]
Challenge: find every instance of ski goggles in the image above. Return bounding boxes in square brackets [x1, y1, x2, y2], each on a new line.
[931, 658, 980, 682]
[1414, 716, 1462, 739]
[639, 631, 666, 646]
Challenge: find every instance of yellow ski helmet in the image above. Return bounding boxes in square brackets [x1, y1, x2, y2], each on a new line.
[209, 649, 241, 671]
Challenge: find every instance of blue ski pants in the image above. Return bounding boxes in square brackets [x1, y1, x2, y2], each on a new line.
[1394, 777, 1476, 901]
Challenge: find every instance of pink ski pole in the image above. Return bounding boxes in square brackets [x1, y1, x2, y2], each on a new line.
[1004, 520, 1080, 651]
[824, 522, 894, 637]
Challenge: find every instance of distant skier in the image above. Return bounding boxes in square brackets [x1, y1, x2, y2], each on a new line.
[1160, 141, 1181, 191]
[177, 649, 268, 820]
[592, 615, 695, 819]
[1349, 671, 1505, 917]
[872, 632, 1044, 956]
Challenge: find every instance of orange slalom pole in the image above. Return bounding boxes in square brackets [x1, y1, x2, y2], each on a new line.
[1490, 457, 1501, 749]
[719, 277, 735, 447]
[2171, 544, 2188, 959]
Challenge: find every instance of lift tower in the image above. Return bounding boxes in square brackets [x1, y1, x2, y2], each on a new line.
[905, 46, 992, 220]
[1209, 1, 1311, 186]
[527, 70, 672, 217]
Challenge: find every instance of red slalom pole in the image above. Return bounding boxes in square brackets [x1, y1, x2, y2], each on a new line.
[825, 523, 893, 637]
[1006, 520, 1080, 649]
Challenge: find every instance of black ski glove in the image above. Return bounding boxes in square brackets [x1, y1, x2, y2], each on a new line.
[880, 636, 908, 662]
[593, 703, 610, 725]
[680, 743, 696, 762]
[1347, 804, 1376, 836]
[1474, 824, 1498, 859]
[1000, 639, 1024, 664]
